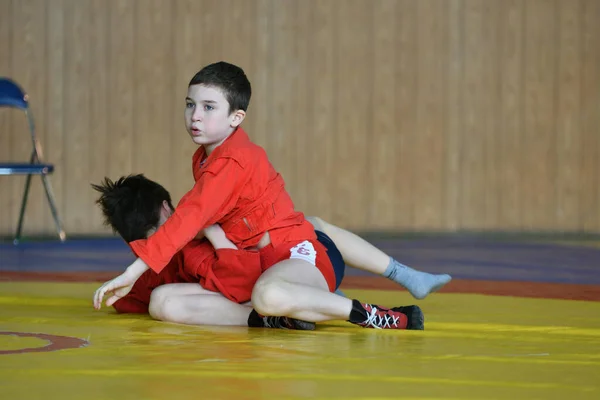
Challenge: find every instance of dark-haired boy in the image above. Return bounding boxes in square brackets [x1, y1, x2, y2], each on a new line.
[93, 175, 450, 329]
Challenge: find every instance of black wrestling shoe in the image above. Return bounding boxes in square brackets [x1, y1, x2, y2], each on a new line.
[247, 309, 316, 330]
[393, 305, 425, 330]
[261, 316, 316, 330]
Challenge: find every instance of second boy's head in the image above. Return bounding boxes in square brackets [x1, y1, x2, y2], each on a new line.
[185, 62, 251, 152]
[92, 175, 174, 242]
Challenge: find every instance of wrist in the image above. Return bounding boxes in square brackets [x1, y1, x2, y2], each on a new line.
[126, 258, 149, 278]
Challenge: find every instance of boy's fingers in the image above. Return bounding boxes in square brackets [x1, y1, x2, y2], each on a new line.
[93, 281, 112, 309]
[94, 286, 105, 309]
[93, 287, 102, 309]
[93, 276, 129, 309]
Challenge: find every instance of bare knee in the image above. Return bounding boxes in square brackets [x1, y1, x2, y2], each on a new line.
[148, 286, 170, 321]
[251, 279, 294, 316]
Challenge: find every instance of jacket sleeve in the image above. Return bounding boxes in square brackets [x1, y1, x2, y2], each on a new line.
[130, 157, 245, 273]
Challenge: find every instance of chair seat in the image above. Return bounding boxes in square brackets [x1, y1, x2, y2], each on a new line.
[0, 163, 54, 175]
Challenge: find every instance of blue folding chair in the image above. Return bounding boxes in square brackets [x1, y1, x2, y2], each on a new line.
[0, 77, 66, 244]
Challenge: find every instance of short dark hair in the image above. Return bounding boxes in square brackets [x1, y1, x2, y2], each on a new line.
[188, 61, 251, 113]
[91, 174, 174, 242]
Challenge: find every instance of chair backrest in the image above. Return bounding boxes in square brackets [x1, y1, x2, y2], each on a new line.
[0, 77, 42, 161]
[0, 78, 29, 110]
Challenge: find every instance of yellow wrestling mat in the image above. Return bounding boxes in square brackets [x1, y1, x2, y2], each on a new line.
[1, 282, 599, 399]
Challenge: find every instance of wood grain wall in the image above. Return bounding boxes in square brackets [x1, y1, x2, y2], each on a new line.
[0, 0, 599, 236]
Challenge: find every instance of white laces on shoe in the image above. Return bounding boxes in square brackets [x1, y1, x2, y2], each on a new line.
[362, 306, 400, 329]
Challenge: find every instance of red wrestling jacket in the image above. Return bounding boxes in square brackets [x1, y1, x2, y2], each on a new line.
[114, 241, 262, 313]
[130, 127, 315, 273]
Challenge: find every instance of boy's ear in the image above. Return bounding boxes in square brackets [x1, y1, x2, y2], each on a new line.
[230, 109, 246, 127]
[161, 200, 172, 216]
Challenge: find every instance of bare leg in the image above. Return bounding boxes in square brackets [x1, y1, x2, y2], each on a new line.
[307, 216, 388, 275]
[252, 259, 352, 322]
[307, 216, 452, 299]
[251, 258, 422, 329]
[158, 227, 316, 330]
[149, 283, 251, 326]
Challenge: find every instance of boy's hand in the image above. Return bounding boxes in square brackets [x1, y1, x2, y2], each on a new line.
[93, 258, 149, 309]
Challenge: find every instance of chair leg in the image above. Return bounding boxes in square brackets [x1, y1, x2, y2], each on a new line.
[41, 174, 66, 242]
[14, 174, 33, 245]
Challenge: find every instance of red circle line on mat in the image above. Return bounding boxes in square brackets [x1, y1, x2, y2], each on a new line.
[0, 331, 89, 355]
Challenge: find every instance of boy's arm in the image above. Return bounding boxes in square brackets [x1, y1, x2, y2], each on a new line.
[203, 224, 238, 250]
[130, 157, 245, 273]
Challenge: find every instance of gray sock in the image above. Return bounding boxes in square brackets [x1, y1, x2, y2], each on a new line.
[383, 258, 452, 299]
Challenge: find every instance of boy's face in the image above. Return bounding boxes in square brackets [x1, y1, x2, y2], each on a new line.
[184, 84, 245, 153]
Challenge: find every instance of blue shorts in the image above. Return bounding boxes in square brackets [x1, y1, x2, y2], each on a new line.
[316, 230, 345, 290]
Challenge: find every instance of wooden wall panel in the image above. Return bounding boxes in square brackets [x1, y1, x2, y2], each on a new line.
[444, 0, 464, 230]
[63, 0, 93, 232]
[290, 1, 311, 214]
[370, 0, 398, 229]
[135, 0, 175, 204]
[414, 0, 445, 229]
[171, 0, 205, 203]
[522, 0, 558, 230]
[106, 0, 135, 187]
[1, 0, 599, 236]
[555, 0, 582, 230]
[461, 0, 486, 229]
[392, 0, 418, 229]
[334, 0, 373, 228]
[481, 1, 501, 230]
[580, 0, 600, 231]
[248, 0, 273, 152]
[497, 0, 524, 230]
[304, 0, 336, 223]
[268, 1, 297, 204]
[88, 0, 109, 230]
